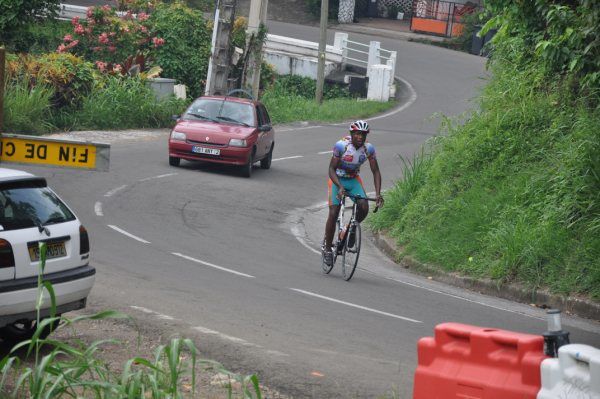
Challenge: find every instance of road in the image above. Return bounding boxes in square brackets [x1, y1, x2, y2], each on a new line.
[12, 18, 600, 399]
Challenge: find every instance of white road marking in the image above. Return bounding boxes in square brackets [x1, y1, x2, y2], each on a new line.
[278, 125, 323, 132]
[104, 185, 127, 197]
[156, 314, 176, 320]
[290, 288, 422, 323]
[171, 252, 255, 278]
[139, 173, 178, 182]
[107, 225, 151, 244]
[359, 269, 544, 321]
[272, 155, 303, 162]
[94, 202, 103, 216]
[266, 350, 290, 357]
[192, 326, 251, 344]
[130, 306, 154, 313]
[318, 150, 333, 155]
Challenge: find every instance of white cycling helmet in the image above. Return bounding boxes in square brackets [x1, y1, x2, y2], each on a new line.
[349, 120, 370, 134]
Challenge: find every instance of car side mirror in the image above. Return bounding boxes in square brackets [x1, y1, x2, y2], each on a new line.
[259, 124, 271, 132]
[171, 114, 180, 121]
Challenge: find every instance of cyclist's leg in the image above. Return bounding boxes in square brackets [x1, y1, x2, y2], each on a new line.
[324, 179, 342, 249]
[348, 176, 369, 223]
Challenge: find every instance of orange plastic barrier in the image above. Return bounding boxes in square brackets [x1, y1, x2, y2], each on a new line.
[413, 323, 548, 399]
[411, 18, 448, 36]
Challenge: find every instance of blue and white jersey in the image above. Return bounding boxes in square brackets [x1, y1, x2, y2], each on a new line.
[332, 136, 376, 178]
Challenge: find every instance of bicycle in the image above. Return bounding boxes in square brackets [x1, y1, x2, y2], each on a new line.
[321, 194, 379, 281]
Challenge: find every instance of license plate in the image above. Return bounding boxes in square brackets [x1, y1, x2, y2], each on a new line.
[192, 146, 220, 156]
[29, 242, 67, 262]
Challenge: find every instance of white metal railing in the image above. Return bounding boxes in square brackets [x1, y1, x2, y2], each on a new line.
[333, 32, 397, 99]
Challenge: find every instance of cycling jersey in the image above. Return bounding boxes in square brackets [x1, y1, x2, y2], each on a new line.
[332, 136, 376, 178]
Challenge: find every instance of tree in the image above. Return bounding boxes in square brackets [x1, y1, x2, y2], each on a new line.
[0, 0, 60, 44]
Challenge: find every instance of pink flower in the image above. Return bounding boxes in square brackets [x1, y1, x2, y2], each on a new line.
[86, 8, 94, 18]
[92, 46, 102, 52]
[68, 39, 79, 48]
[108, 31, 116, 37]
[114, 64, 123, 73]
[137, 12, 149, 22]
[140, 25, 148, 33]
[101, 4, 111, 12]
[108, 46, 116, 52]
[57, 44, 66, 53]
[95, 61, 107, 72]
[71, 16, 79, 26]
[98, 33, 109, 44]
[63, 34, 73, 42]
[152, 37, 165, 47]
[74, 24, 85, 35]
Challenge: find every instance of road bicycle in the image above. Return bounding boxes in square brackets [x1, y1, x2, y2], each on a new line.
[322, 194, 378, 281]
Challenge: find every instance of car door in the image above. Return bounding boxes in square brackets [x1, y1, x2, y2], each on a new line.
[255, 104, 267, 159]
[259, 104, 274, 153]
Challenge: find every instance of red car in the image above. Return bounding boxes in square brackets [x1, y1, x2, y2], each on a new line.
[168, 94, 275, 177]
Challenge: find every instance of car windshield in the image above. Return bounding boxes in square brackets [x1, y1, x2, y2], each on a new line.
[184, 99, 255, 127]
[0, 183, 75, 232]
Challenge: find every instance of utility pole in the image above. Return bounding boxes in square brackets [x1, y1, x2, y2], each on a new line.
[315, 0, 328, 104]
[205, 0, 237, 95]
[245, 0, 268, 99]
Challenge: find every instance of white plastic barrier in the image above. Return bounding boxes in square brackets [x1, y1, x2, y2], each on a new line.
[367, 64, 392, 102]
[537, 344, 600, 399]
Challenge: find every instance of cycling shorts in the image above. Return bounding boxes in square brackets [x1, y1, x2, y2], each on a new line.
[328, 176, 366, 206]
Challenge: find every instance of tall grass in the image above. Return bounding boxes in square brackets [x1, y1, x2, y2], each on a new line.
[369, 40, 600, 299]
[59, 77, 189, 131]
[3, 80, 54, 135]
[0, 243, 263, 398]
[262, 93, 395, 124]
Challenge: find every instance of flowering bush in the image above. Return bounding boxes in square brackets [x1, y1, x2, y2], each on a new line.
[58, 4, 164, 74]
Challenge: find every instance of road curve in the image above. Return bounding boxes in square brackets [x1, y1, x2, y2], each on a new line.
[15, 21, 600, 399]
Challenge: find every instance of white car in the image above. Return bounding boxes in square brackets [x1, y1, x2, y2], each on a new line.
[0, 168, 95, 342]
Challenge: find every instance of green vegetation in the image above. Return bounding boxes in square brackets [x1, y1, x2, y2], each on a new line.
[149, 2, 212, 97]
[0, 0, 59, 45]
[370, 0, 600, 300]
[0, 243, 263, 398]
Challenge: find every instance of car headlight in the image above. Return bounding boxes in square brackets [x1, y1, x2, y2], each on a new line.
[229, 138, 247, 147]
[171, 130, 186, 141]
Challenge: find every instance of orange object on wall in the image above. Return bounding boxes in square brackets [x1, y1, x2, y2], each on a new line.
[451, 22, 464, 37]
[413, 323, 548, 399]
[411, 17, 448, 36]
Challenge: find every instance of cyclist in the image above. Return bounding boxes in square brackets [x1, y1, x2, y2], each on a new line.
[323, 120, 384, 266]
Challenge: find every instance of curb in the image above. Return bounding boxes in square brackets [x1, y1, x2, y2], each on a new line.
[329, 23, 449, 43]
[371, 231, 600, 322]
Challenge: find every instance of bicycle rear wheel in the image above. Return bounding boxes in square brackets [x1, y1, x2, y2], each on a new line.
[341, 222, 361, 281]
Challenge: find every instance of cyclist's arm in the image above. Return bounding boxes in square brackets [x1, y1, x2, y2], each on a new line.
[329, 157, 345, 196]
[369, 157, 383, 206]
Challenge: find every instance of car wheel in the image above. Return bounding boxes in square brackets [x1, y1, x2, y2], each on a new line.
[0, 317, 61, 343]
[169, 156, 180, 167]
[240, 158, 253, 178]
[260, 144, 274, 170]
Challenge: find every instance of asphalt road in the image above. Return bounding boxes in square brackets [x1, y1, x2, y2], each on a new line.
[11, 19, 600, 399]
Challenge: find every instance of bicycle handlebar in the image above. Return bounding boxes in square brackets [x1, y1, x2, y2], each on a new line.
[341, 193, 380, 213]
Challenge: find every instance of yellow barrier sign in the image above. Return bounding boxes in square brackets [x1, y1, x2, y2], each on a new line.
[0, 134, 110, 171]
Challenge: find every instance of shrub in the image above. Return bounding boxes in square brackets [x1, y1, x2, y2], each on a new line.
[6, 53, 95, 108]
[3, 80, 54, 135]
[148, 2, 212, 97]
[73, 76, 188, 129]
[3, 20, 72, 54]
[266, 74, 350, 100]
[0, 0, 59, 45]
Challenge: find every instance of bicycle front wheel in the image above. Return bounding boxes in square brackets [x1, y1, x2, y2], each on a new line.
[341, 222, 361, 281]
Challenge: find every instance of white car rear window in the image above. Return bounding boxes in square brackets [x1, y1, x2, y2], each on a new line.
[0, 179, 75, 232]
